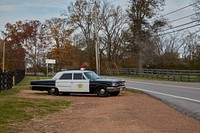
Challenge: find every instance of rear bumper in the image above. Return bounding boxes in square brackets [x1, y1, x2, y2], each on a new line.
[107, 86, 126, 92]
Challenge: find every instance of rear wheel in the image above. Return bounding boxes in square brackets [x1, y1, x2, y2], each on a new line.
[109, 91, 120, 96]
[48, 88, 59, 95]
[96, 87, 108, 97]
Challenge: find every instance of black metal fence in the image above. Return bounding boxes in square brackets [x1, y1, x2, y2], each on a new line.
[14, 70, 25, 85]
[102, 68, 200, 82]
[0, 70, 25, 92]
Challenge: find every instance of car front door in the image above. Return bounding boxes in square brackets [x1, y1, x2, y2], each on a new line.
[71, 73, 89, 92]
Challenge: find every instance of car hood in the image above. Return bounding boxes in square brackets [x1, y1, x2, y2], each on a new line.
[92, 78, 124, 83]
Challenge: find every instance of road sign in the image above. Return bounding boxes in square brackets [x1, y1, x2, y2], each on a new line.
[46, 59, 56, 64]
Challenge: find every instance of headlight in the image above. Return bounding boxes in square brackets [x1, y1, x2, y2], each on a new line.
[112, 82, 117, 86]
[122, 81, 125, 85]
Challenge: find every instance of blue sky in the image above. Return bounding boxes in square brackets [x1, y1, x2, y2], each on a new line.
[0, 0, 194, 32]
[0, 0, 69, 30]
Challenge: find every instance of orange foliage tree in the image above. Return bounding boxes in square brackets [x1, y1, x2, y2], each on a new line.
[47, 40, 81, 70]
[45, 18, 81, 71]
[1, 22, 26, 71]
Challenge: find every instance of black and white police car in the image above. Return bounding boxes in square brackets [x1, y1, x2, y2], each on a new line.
[30, 70, 125, 97]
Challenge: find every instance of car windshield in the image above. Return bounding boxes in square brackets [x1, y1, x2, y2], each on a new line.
[84, 72, 100, 80]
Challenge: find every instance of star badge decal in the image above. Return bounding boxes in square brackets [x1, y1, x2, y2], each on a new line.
[77, 83, 83, 89]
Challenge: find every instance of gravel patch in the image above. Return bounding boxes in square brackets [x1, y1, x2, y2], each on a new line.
[11, 90, 200, 133]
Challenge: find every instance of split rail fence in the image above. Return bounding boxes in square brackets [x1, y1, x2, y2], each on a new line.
[103, 68, 200, 82]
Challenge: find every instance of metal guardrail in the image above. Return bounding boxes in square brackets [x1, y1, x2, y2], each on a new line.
[102, 68, 200, 82]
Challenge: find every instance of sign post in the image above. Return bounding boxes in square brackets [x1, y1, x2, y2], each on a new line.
[45, 59, 56, 76]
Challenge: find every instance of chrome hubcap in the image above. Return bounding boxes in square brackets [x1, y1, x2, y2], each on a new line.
[50, 88, 55, 93]
[100, 89, 105, 94]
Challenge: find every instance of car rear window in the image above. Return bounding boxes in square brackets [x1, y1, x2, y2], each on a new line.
[59, 73, 72, 80]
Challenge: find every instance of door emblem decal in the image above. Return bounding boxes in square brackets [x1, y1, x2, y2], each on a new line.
[77, 83, 83, 89]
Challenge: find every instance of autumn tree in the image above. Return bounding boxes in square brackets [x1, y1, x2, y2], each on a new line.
[45, 18, 79, 70]
[2, 20, 51, 74]
[1, 22, 26, 71]
[21, 20, 49, 74]
[47, 41, 80, 70]
[127, 0, 166, 69]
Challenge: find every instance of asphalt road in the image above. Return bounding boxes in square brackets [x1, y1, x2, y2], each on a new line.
[124, 78, 200, 120]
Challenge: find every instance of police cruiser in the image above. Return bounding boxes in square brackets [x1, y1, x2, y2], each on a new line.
[30, 70, 125, 97]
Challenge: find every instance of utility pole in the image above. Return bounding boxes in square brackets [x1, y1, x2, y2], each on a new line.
[2, 39, 5, 73]
[94, 1, 100, 74]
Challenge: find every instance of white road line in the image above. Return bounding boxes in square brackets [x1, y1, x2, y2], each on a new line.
[126, 80, 200, 90]
[127, 86, 200, 103]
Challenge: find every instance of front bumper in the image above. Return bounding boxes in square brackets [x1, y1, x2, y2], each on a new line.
[107, 86, 126, 92]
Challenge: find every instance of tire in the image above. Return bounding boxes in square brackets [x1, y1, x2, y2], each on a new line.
[96, 87, 108, 97]
[109, 91, 120, 96]
[48, 88, 59, 95]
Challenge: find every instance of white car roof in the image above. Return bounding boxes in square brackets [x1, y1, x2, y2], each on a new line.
[52, 70, 94, 80]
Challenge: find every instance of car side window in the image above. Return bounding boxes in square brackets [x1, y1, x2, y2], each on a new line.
[59, 73, 72, 80]
[74, 73, 85, 80]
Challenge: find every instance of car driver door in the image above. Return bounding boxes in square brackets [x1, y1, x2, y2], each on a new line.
[71, 73, 89, 92]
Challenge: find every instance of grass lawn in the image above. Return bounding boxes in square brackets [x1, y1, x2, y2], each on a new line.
[0, 76, 71, 133]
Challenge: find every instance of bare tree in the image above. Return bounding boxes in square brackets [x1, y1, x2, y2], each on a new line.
[63, 0, 128, 70]
[127, 0, 166, 69]
[99, 1, 128, 69]
[156, 33, 185, 69]
[192, 0, 200, 22]
[182, 32, 200, 69]
[62, 0, 96, 70]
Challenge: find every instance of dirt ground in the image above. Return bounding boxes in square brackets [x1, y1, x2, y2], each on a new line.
[11, 90, 200, 133]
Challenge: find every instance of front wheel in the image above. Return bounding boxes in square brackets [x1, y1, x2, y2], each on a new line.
[48, 88, 59, 95]
[96, 87, 108, 97]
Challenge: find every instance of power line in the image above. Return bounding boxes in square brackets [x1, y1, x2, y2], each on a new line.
[161, 20, 199, 32]
[162, 2, 197, 17]
[168, 12, 200, 23]
[158, 23, 200, 36]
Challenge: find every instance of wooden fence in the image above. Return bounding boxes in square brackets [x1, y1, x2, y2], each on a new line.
[102, 68, 200, 82]
[0, 70, 25, 92]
